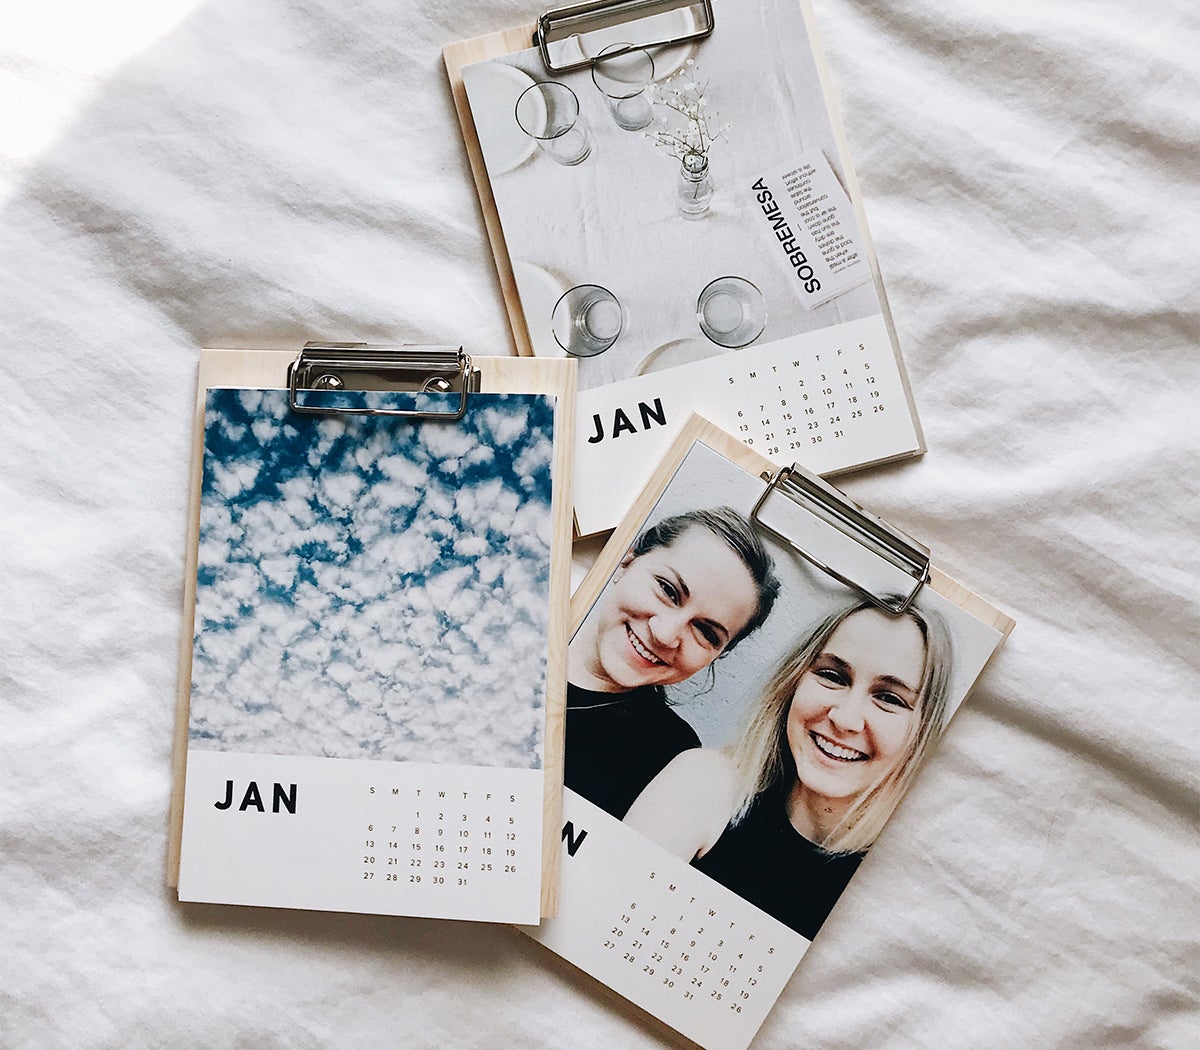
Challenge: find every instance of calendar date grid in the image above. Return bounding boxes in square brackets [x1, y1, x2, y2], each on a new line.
[360, 783, 527, 891]
[600, 868, 783, 1018]
[725, 342, 889, 458]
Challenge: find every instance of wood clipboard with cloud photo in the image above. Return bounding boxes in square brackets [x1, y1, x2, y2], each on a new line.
[167, 345, 575, 924]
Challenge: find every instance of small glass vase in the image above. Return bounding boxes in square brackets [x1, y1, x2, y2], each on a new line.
[676, 153, 714, 220]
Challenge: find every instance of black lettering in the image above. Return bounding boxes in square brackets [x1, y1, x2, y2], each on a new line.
[214, 780, 234, 810]
[239, 782, 265, 812]
[755, 185, 826, 293]
[611, 408, 637, 438]
[562, 821, 589, 857]
[638, 398, 666, 431]
[272, 782, 297, 814]
[587, 412, 604, 444]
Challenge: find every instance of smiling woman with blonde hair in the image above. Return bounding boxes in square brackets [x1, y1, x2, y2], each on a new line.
[624, 596, 953, 939]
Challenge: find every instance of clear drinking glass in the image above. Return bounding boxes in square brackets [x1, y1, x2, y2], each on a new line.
[551, 284, 624, 357]
[696, 277, 767, 349]
[591, 44, 655, 131]
[515, 82, 592, 166]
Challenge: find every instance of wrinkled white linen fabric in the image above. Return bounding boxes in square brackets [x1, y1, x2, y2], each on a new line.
[1, 1, 1196, 1047]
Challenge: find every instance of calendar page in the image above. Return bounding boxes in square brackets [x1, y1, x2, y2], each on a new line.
[530, 792, 807, 1048]
[453, 0, 923, 535]
[566, 316, 916, 536]
[176, 387, 558, 924]
[525, 430, 1010, 1049]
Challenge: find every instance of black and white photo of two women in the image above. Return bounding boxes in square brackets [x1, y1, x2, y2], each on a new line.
[563, 442, 1004, 941]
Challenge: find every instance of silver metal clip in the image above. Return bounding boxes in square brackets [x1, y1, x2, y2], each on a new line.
[534, 0, 714, 73]
[749, 464, 931, 614]
[287, 342, 478, 420]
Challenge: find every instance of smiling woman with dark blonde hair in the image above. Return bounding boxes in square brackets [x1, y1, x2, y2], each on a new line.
[624, 596, 953, 939]
[565, 507, 781, 820]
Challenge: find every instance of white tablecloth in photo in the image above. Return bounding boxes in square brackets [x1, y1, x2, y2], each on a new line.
[466, 0, 879, 388]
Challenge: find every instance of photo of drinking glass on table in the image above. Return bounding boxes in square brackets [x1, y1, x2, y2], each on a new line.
[515, 81, 593, 167]
[591, 44, 656, 131]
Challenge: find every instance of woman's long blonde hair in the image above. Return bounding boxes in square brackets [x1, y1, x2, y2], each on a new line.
[727, 596, 954, 855]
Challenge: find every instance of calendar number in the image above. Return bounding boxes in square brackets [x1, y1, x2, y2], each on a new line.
[717, 337, 898, 465]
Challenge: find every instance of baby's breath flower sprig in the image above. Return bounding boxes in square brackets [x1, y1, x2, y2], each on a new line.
[643, 59, 732, 161]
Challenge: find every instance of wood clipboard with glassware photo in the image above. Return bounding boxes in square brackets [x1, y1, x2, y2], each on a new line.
[444, 0, 925, 537]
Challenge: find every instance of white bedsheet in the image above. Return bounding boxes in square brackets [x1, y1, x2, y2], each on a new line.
[2, 1, 1196, 1047]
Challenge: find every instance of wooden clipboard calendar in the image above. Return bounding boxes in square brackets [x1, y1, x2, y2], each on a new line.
[444, 0, 925, 538]
[523, 414, 1014, 1049]
[167, 344, 576, 923]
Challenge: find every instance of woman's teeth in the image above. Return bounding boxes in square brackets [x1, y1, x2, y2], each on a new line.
[627, 625, 666, 665]
[811, 733, 867, 762]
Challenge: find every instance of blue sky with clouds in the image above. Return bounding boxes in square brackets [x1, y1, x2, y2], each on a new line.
[188, 388, 555, 770]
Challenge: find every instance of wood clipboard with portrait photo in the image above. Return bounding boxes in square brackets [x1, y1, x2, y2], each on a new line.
[444, 0, 926, 538]
[167, 344, 575, 923]
[521, 414, 1013, 1049]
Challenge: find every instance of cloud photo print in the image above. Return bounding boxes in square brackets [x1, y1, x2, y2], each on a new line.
[189, 388, 555, 769]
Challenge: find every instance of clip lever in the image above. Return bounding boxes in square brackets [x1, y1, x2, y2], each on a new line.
[750, 464, 931, 614]
[287, 342, 477, 420]
[535, 0, 714, 73]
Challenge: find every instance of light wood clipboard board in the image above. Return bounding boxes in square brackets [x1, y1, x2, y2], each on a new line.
[167, 348, 576, 919]
[519, 413, 1010, 1046]
[444, 23, 540, 358]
